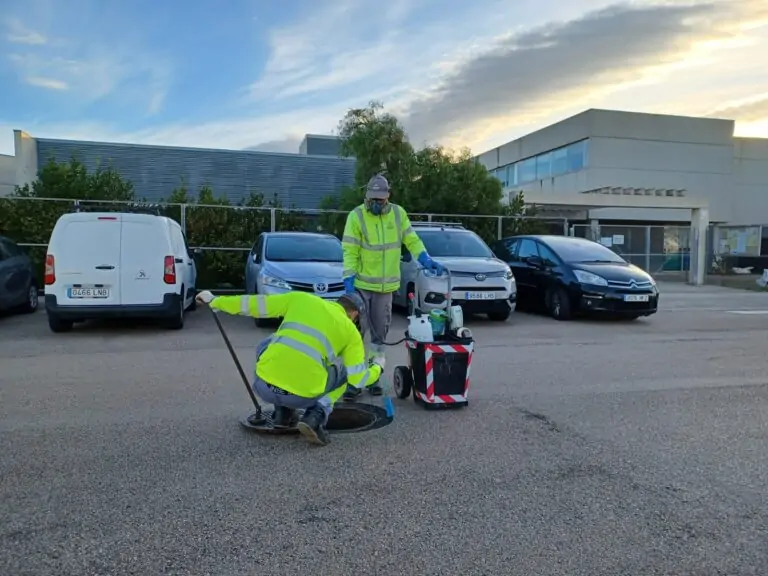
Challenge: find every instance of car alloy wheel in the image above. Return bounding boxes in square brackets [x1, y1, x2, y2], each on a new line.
[28, 285, 38, 310]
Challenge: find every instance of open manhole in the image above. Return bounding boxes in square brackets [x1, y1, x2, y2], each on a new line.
[240, 401, 393, 435]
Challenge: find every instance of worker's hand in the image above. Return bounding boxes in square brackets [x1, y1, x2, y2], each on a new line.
[371, 355, 386, 370]
[418, 252, 446, 276]
[195, 290, 215, 305]
[343, 276, 356, 294]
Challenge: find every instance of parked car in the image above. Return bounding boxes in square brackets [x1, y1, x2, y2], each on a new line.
[44, 209, 199, 333]
[393, 222, 517, 321]
[245, 232, 344, 327]
[490, 234, 659, 321]
[0, 235, 39, 315]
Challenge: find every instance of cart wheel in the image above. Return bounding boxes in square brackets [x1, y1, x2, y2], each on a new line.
[393, 365, 413, 399]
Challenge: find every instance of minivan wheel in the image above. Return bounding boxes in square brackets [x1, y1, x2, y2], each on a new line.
[166, 292, 185, 330]
[48, 314, 73, 333]
[253, 284, 269, 328]
[548, 287, 572, 321]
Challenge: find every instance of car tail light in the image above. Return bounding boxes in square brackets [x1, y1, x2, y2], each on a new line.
[44, 254, 56, 285]
[163, 255, 176, 284]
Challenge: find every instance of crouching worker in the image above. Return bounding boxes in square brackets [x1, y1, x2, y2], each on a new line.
[195, 290, 385, 446]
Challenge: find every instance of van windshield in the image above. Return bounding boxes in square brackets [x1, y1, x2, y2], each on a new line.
[265, 235, 343, 262]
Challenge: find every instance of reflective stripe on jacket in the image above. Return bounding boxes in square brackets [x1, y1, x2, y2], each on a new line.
[210, 292, 382, 396]
[341, 203, 426, 293]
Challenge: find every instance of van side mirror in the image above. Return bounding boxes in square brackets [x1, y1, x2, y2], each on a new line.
[401, 252, 412, 263]
[191, 248, 203, 259]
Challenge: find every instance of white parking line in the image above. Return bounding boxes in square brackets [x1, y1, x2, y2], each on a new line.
[726, 310, 768, 315]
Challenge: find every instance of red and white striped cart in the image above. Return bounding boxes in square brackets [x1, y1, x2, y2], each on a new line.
[392, 335, 474, 409]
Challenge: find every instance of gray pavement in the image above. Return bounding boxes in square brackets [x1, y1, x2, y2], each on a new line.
[1, 282, 768, 575]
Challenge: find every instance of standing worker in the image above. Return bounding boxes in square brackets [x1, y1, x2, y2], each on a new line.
[195, 289, 385, 446]
[341, 174, 445, 399]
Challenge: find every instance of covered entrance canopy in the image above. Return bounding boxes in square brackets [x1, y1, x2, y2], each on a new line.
[508, 187, 709, 285]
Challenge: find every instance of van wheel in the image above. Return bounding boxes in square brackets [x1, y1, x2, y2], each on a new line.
[48, 314, 73, 333]
[166, 291, 185, 330]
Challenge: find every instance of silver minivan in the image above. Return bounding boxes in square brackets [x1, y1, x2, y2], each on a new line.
[393, 223, 517, 321]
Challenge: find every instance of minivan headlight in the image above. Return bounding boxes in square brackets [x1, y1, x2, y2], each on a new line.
[573, 270, 608, 286]
[504, 268, 515, 281]
[262, 273, 291, 290]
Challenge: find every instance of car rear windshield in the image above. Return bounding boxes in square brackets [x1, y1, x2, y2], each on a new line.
[418, 230, 493, 258]
[265, 235, 343, 262]
[545, 237, 627, 264]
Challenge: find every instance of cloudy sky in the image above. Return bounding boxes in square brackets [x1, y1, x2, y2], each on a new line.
[1, 0, 767, 157]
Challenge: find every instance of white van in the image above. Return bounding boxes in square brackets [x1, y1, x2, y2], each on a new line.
[43, 211, 198, 332]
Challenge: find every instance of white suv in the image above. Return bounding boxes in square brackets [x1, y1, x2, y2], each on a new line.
[392, 223, 517, 321]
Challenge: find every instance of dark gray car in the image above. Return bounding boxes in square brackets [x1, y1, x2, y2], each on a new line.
[0, 236, 39, 315]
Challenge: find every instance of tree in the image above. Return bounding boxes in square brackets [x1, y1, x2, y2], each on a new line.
[330, 101, 545, 244]
[0, 156, 137, 286]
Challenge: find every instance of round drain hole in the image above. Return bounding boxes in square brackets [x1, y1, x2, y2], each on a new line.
[240, 402, 392, 435]
[327, 402, 391, 434]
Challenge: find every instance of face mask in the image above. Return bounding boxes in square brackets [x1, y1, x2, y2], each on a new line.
[367, 199, 387, 215]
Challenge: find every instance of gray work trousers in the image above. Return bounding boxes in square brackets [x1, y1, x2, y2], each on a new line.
[251, 337, 347, 424]
[357, 288, 393, 357]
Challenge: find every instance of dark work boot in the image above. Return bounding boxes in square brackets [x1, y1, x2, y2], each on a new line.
[297, 406, 330, 446]
[343, 385, 362, 402]
[272, 406, 298, 428]
[368, 381, 383, 396]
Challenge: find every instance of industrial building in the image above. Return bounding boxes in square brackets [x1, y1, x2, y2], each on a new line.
[0, 131, 355, 208]
[476, 108, 768, 228]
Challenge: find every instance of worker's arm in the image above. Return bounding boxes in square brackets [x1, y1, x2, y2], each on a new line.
[341, 326, 383, 390]
[341, 211, 363, 291]
[399, 206, 427, 258]
[209, 293, 293, 318]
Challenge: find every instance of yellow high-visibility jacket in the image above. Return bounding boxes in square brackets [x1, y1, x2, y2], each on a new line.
[210, 292, 382, 398]
[342, 203, 426, 293]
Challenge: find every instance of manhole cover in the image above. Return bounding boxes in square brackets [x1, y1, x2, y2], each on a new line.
[240, 402, 392, 435]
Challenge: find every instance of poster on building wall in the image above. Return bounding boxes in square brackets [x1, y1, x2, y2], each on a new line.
[612, 234, 625, 246]
[600, 237, 613, 247]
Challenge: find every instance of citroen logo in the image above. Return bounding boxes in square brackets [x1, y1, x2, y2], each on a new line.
[314, 282, 328, 294]
[475, 274, 487, 282]
[628, 280, 638, 289]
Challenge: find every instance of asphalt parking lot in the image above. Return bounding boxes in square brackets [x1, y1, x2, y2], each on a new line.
[2, 283, 768, 576]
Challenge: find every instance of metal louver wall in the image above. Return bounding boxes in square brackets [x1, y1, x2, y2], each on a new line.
[36, 139, 357, 209]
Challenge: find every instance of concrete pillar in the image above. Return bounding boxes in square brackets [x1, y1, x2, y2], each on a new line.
[589, 219, 600, 242]
[689, 207, 709, 286]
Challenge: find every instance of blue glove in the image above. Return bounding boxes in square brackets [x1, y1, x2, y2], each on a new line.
[343, 276, 356, 293]
[417, 252, 445, 275]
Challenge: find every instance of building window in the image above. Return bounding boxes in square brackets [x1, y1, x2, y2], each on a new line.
[567, 140, 587, 172]
[518, 158, 537, 184]
[508, 163, 518, 186]
[536, 152, 552, 180]
[551, 147, 568, 176]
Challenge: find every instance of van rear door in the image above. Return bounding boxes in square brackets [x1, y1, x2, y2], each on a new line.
[120, 215, 170, 305]
[54, 214, 122, 306]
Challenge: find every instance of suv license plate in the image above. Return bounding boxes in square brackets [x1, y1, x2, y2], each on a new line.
[623, 294, 649, 302]
[465, 292, 496, 300]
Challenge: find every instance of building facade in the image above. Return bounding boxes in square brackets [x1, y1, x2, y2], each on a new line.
[476, 109, 768, 226]
[4, 130, 355, 209]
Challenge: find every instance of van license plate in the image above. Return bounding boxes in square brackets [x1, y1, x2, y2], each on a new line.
[465, 292, 496, 300]
[623, 294, 649, 302]
[69, 288, 110, 299]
